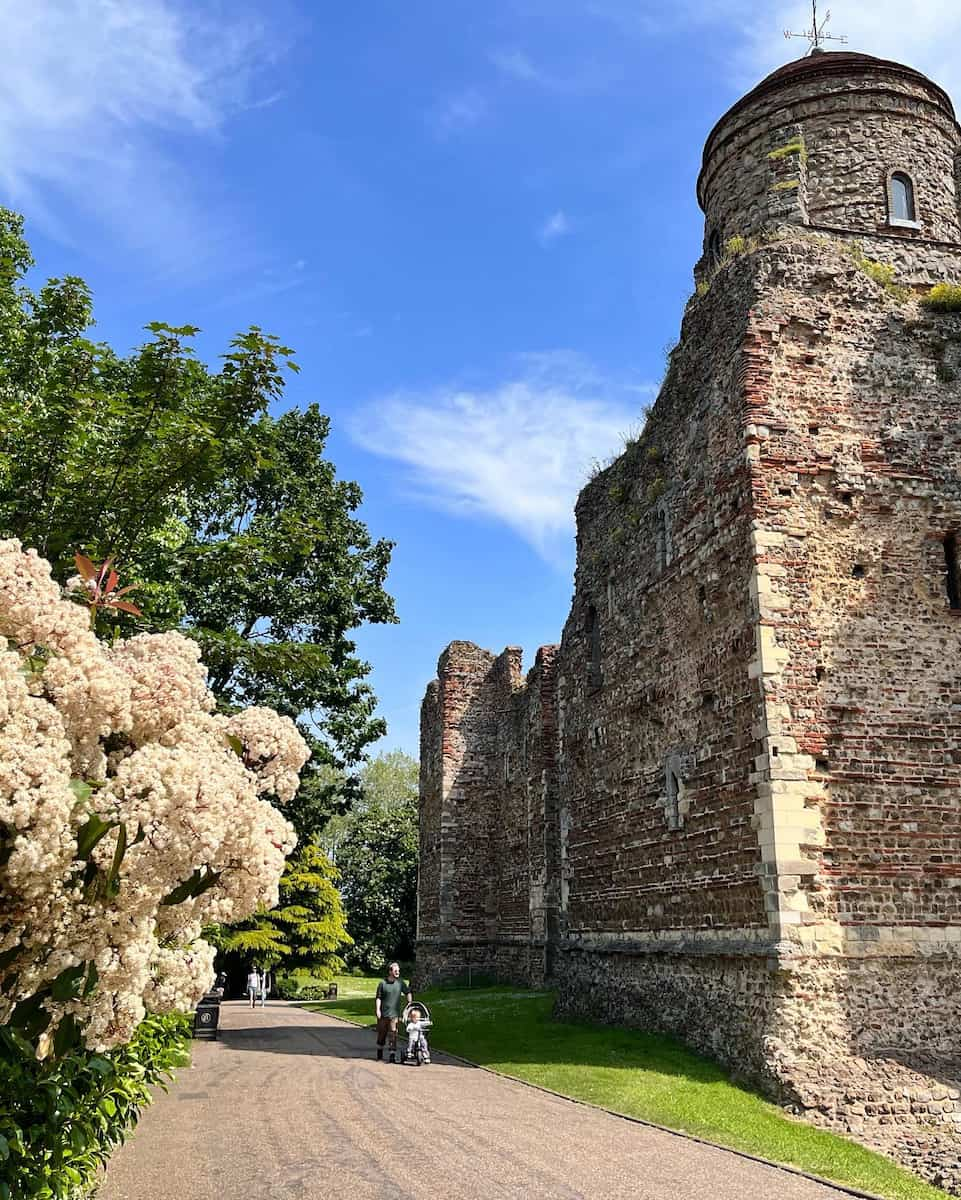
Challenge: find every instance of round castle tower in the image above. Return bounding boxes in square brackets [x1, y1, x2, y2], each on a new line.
[696, 50, 961, 275]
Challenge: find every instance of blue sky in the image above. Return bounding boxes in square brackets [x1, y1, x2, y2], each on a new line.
[4, 0, 959, 756]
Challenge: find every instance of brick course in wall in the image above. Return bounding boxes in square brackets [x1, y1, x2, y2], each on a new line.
[418, 49, 961, 1193]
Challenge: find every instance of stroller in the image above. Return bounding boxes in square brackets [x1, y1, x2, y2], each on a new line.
[402, 1001, 433, 1065]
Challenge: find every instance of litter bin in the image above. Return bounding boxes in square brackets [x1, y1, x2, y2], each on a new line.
[193, 991, 221, 1040]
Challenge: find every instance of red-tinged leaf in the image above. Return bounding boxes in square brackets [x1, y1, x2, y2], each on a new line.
[105, 570, 119, 595]
[109, 601, 142, 616]
[114, 584, 139, 598]
[74, 553, 97, 582]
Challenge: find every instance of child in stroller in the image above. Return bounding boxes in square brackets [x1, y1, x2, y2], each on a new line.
[403, 1002, 432, 1065]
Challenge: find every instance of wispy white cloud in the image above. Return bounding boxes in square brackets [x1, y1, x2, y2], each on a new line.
[0, 0, 279, 273]
[205, 258, 309, 312]
[537, 210, 572, 245]
[491, 48, 546, 85]
[490, 45, 618, 93]
[350, 352, 653, 562]
[428, 89, 489, 140]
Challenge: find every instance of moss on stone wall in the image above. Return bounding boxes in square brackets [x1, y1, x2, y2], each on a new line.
[767, 138, 808, 165]
[923, 282, 961, 311]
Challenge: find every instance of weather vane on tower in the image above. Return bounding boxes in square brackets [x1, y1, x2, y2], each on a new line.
[784, 1, 847, 54]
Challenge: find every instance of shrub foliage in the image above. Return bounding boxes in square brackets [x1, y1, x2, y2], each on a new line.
[0, 1012, 190, 1200]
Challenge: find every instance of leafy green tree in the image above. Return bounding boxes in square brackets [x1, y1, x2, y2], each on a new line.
[0, 210, 396, 830]
[321, 749, 419, 858]
[212, 844, 351, 975]
[332, 751, 419, 969]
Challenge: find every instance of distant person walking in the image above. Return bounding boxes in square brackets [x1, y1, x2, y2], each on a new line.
[259, 969, 271, 1007]
[246, 966, 261, 1009]
[375, 961, 411, 1063]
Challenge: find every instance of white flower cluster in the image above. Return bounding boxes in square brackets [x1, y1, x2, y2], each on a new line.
[0, 540, 303, 1052]
[227, 706, 311, 804]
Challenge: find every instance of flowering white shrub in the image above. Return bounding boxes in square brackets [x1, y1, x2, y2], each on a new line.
[0, 540, 303, 1053]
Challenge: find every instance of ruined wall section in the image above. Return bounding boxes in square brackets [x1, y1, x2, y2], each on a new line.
[417, 679, 442, 944]
[526, 647, 560, 963]
[417, 642, 560, 986]
[485, 648, 529, 946]
[416, 641, 495, 961]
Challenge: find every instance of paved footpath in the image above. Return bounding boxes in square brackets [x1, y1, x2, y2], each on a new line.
[101, 1000, 854, 1200]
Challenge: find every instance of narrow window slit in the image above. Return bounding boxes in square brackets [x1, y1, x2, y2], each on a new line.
[587, 604, 603, 687]
[655, 507, 668, 570]
[666, 768, 682, 829]
[945, 533, 961, 610]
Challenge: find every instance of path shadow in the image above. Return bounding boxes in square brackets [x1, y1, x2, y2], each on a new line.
[217, 1019, 469, 1068]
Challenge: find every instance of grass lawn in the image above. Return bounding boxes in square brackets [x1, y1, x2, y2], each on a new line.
[304, 982, 949, 1200]
[277, 969, 379, 998]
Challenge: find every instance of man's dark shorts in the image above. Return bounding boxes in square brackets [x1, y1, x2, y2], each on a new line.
[376, 1016, 398, 1047]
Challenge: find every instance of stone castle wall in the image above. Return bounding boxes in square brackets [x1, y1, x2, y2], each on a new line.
[417, 642, 559, 987]
[417, 53, 961, 1191]
[417, 236, 961, 1189]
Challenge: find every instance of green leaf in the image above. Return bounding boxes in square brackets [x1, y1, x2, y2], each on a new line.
[53, 1013, 81, 1057]
[76, 812, 116, 860]
[51, 963, 85, 1001]
[83, 961, 100, 998]
[160, 865, 221, 906]
[227, 733, 244, 757]
[69, 778, 93, 805]
[0, 1025, 36, 1059]
[106, 821, 128, 887]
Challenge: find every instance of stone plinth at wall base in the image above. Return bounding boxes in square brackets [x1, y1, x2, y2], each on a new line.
[414, 939, 546, 991]
[775, 953, 961, 1064]
[773, 953, 961, 1195]
[788, 1052, 961, 1195]
[550, 945, 785, 1090]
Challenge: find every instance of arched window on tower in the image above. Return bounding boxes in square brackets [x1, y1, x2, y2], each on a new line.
[887, 171, 919, 227]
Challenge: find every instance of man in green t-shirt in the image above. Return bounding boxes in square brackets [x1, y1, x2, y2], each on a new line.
[375, 961, 411, 1063]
